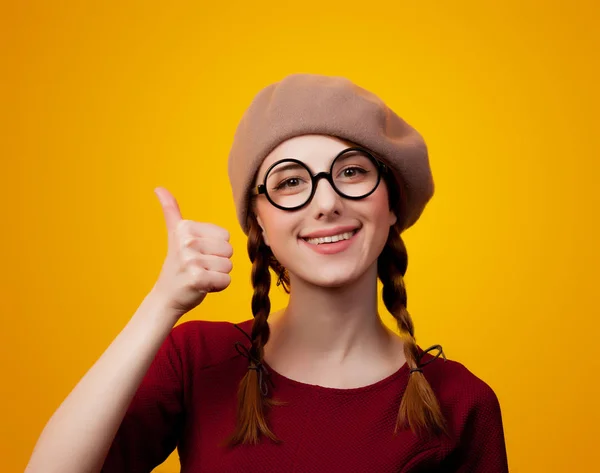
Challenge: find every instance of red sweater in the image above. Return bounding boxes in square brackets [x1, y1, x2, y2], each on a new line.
[101, 319, 509, 472]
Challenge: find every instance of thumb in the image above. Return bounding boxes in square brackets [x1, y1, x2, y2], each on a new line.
[154, 187, 183, 233]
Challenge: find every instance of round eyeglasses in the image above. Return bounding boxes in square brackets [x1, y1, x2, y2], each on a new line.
[251, 147, 387, 211]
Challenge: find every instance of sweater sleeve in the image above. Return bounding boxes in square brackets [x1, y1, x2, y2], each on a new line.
[441, 383, 509, 473]
[100, 327, 185, 473]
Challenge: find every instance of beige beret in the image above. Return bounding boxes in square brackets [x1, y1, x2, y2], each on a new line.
[227, 74, 434, 234]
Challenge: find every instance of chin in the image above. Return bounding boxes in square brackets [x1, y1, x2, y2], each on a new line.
[296, 267, 364, 289]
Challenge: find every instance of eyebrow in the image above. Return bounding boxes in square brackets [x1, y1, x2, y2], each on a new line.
[262, 147, 370, 182]
[267, 162, 307, 177]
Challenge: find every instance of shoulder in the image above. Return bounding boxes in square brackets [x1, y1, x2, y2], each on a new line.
[419, 349, 509, 467]
[419, 348, 502, 420]
[167, 318, 254, 370]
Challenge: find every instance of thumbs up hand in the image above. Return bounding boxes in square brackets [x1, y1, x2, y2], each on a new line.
[151, 187, 233, 317]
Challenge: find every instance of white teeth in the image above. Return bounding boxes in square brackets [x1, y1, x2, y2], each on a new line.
[304, 230, 356, 245]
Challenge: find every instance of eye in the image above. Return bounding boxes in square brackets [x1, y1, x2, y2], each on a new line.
[273, 176, 305, 190]
[340, 166, 368, 179]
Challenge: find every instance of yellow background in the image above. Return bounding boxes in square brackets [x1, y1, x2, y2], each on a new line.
[2, 1, 599, 472]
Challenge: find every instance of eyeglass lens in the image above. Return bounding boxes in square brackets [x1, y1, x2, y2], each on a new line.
[264, 149, 379, 209]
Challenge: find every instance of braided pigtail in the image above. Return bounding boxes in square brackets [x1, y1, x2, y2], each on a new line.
[227, 217, 280, 446]
[270, 257, 290, 293]
[378, 226, 447, 437]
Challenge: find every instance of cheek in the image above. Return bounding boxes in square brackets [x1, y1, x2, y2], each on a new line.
[255, 201, 297, 248]
[369, 187, 395, 228]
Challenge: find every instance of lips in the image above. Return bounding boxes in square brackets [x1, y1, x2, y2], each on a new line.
[299, 227, 361, 255]
[303, 229, 358, 245]
[300, 225, 361, 240]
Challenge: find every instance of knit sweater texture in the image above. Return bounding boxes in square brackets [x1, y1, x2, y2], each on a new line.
[101, 319, 509, 472]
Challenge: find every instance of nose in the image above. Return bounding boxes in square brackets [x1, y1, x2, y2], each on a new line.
[310, 175, 342, 220]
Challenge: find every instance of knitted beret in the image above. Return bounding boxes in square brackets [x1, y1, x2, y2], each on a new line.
[227, 73, 434, 234]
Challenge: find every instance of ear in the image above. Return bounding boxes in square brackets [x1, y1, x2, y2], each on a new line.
[388, 209, 397, 227]
[256, 215, 270, 247]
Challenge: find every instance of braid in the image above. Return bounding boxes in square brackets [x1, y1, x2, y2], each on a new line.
[227, 217, 280, 446]
[270, 257, 291, 293]
[378, 224, 448, 437]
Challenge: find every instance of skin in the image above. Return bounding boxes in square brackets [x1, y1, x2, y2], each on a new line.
[25, 189, 234, 473]
[254, 134, 407, 389]
[24, 135, 407, 472]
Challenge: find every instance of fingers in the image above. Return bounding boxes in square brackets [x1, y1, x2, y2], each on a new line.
[179, 238, 233, 277]
[184, 259, 232, 292]
[181, 247, 233, 276]
[154, 188, 230, 241]
[154, 187, 183, 233]
[152, 187, 234, 312]
[182, 236, 233, 258]
[207, 272, 231, 293]
[192, 270, 231, 293]
[178, 220, 230, 242]
[193, 254, 233, 274]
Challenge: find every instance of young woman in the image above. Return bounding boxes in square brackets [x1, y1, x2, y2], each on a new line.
[26, 74, 509, 472]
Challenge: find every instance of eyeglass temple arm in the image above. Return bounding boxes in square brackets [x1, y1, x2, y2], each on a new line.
[251, 185, 265, 196]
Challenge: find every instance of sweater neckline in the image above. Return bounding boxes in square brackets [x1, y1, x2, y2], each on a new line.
[233, 319, 411, 395]
[260, 357, 410, 395]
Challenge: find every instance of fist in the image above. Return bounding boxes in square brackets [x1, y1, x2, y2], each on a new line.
[151, 187, 233, 316]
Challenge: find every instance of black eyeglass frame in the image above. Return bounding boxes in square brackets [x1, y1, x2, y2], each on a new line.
[251, 147, 388, 211]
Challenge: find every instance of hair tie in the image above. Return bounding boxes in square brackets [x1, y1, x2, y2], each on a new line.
[275, 267, 286, 287]
[233, 324, 274, 396]
[409, 344, 447, 375]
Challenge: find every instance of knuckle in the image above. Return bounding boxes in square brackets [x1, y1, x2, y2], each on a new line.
[176, 219, 191, 233]
[188, 265, 205, 283]
[182, 236, 196, 249]
[180, 251, 194, 266]
[183, 255, 204, 271]
[174, 220, 191, 242]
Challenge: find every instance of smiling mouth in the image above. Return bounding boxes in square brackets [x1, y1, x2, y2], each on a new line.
[301, 229, 359, 245]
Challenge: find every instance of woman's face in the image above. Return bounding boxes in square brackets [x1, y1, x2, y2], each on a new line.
[253, 134, 397, 288]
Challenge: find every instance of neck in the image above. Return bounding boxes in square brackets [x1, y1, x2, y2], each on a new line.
[266, 262, 392, 363]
